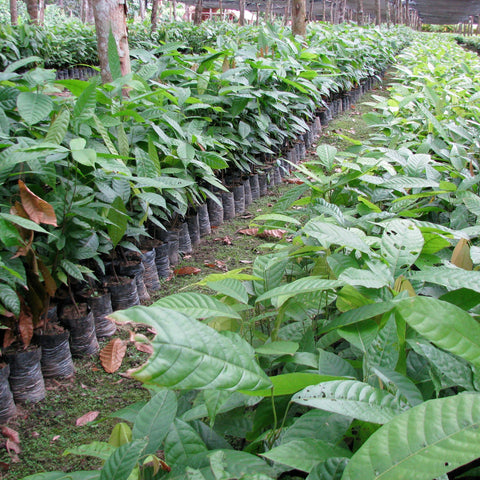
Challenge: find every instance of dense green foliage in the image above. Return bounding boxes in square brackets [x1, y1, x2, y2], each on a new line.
[455, 34, 480, 54]
[19, 31, 480, 480]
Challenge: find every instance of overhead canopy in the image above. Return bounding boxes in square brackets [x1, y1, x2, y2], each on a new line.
[183, 0, 480, 25]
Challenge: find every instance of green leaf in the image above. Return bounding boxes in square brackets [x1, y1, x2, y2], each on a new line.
[254, 213, 301, 226]
[342, 393, 480, 480]
[136, 192, 166, 209]
[164, 418, 208, 468]
[132, 389, 177, 455]
[307, 458, 349, 480]
[241, 373, 344, 397]
[238, 121, 251, 139]
[45, 109, 70, 145]
[206, 279, 249, 304]
[0, 284, 20, 316]
[107, 196, 128, 248]
[135, 146, 158, 178]
[395, 297, 480, 368]
[109, 423, 132, 447]
[261, 439, 351, 473]
[316, 144, 337, 171]
[292, 380, 408, 424]
[408, 267, 480, 294]
[381, 220, 424, 275]
[64, 441, 115, 460]
[303, 221, 371, 254]
[153, 292, 241, 320]
[107, 29, 122, 80]
[372, 367, 424, 407]
[379, 176, 439, 190]
[255, 341, 299, 356]
[5, 55, 43, 73]
[99, 438, 147, 480]
[60, 259, 84, 282]
[17, 92, 53, 125]
[110, 307, 272, 391]
[22, 472, 100, 480]
[256, 277, 344, 307]
[73, 80, 98, 119]
[72, 148, 96, 167]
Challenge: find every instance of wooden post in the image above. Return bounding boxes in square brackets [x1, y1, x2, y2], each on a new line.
[322, 0, 326, 21]
[357, 0, 363, 25]
[330, 0, 334, 23]
[405, 0, 409, 26]
[239, 0, 245, 25]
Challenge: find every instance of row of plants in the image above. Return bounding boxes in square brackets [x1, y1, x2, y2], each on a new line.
[28, 32, 480, 480]
[455, 34, 480, 54]
[0, 22, 410, 359]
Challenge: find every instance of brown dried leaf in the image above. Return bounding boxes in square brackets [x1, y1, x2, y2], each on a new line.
[1, 427, 19, 444]
[37, 258, 57, 297]
[174, 266, 202, 276]
[258, 229, 286, 239]
[5, 439, 21, 455]
[18, 308, 34, 347]
[451, 238, 473, 271]
[100, 338, 127, 374]
[75, 411, 99, 426]
[237, 228, 258, 236]
[3, 328, 15, 349]
[18, 180, 58, 226]
[134, 342, 154, 355]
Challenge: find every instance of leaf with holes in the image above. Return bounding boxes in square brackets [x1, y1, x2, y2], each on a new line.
[292, 380, 408, 424]
[100, 339, 126, 373]
[342, 393, 480, 480]
[381, 220, 423, 275]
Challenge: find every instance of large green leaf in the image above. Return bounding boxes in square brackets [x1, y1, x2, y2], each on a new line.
[206, 278, 249, 304]
[107, 196, 128, 248]
[164, 418, 208, 468]
[255, 277, 344, 307]
[153, 293, 241, 320]
[22, 473, 100, 480]
[395, 297, 480, 368]
[110, 307, 271, 391]
[17, 92, 53, 125]
[307, 458, 349, 480]
[408, 266, 480, 294]
[302, 221, 371, 254]
[342, 393, 480, 480]
[45, 109, 70, 145]
[64, 441, 115, 460]
[241, 373, 345, 397]
[380, 220, 424, 275]
[132, 390, 177, 454]
[292, 380, 408, 424]
[107, 29, 122, 80]
[262, 439, 351, 473]
[99, 439, 147, 480]
[372, 367, 424, 407]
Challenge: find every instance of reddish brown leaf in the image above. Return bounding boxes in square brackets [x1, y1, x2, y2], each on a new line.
[204, 263, 217, 269]
[174, 266, 201, 276]
[3, 328, 15, 349]
[18, 180, 57, 226]
[285, 178, 304, 185]
[6, 439, 21, 455]
[1, 427, 19, 444]
[100, 338, 127, 374]
[258, 229, 286, 239]
[134, 342, 154, 355]
[75, 411, 99, 426]
[237, 228, 259, 236]
[18, 308, 34, 347]
[37, 258, 57, 297]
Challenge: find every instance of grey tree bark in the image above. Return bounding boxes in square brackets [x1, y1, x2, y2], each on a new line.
[10, 0, 17, 25]
[151, 0, 160, 31]
[375, 0, 381, 25]
[92, 0, 131, 83]
[292, 0, 306, 35]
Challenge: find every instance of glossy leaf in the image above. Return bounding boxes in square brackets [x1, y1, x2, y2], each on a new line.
[342, 393, 480, 480]
[206, 278, 249, 304]
[408, 266, 480, 293]
[395, 297, 480, 368]
[110, 307, 271, 391]
[292, 380, 408, 424]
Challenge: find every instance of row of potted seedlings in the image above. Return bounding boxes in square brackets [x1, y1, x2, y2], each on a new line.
[0, 69, 384, 424]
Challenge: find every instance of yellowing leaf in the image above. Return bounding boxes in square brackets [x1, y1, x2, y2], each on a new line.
[451, 238, 473, 271]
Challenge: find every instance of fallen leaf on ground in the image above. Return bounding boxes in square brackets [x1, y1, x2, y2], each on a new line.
[239, 260, 253, 264]
[100, 338, 127, 374]
[174, 266, 201, 276]
[51, 435, 60, 443]
[284, 178, 304, 185]
[134, 342, 154, 355]
[75, 411, 99, 426]
[214, 236, 232, 245]
[237, 228, 258, 236]
[1, 427, 19, 444]
[259, 229, 286, 239]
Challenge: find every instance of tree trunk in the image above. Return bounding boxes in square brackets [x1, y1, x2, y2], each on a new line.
[10, 0, 17, 25]
[292, 0, 306, 35]
[92, 0, 131, 83]
[239, 0, 245, 25]
[329, 0, 334, 22]
[38, 0, 44, 24]
[26, 0, 39, 24]
[266, 0, 272, 22]
[193, 0, 203, 24]
[139, 0, 145, 20]
[151, 0, 159, 31]
[322, 0, 326, 21]
[375, 0, 381, 25]
[86, 0, 95, 24]
[357, 0, 363, 25]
